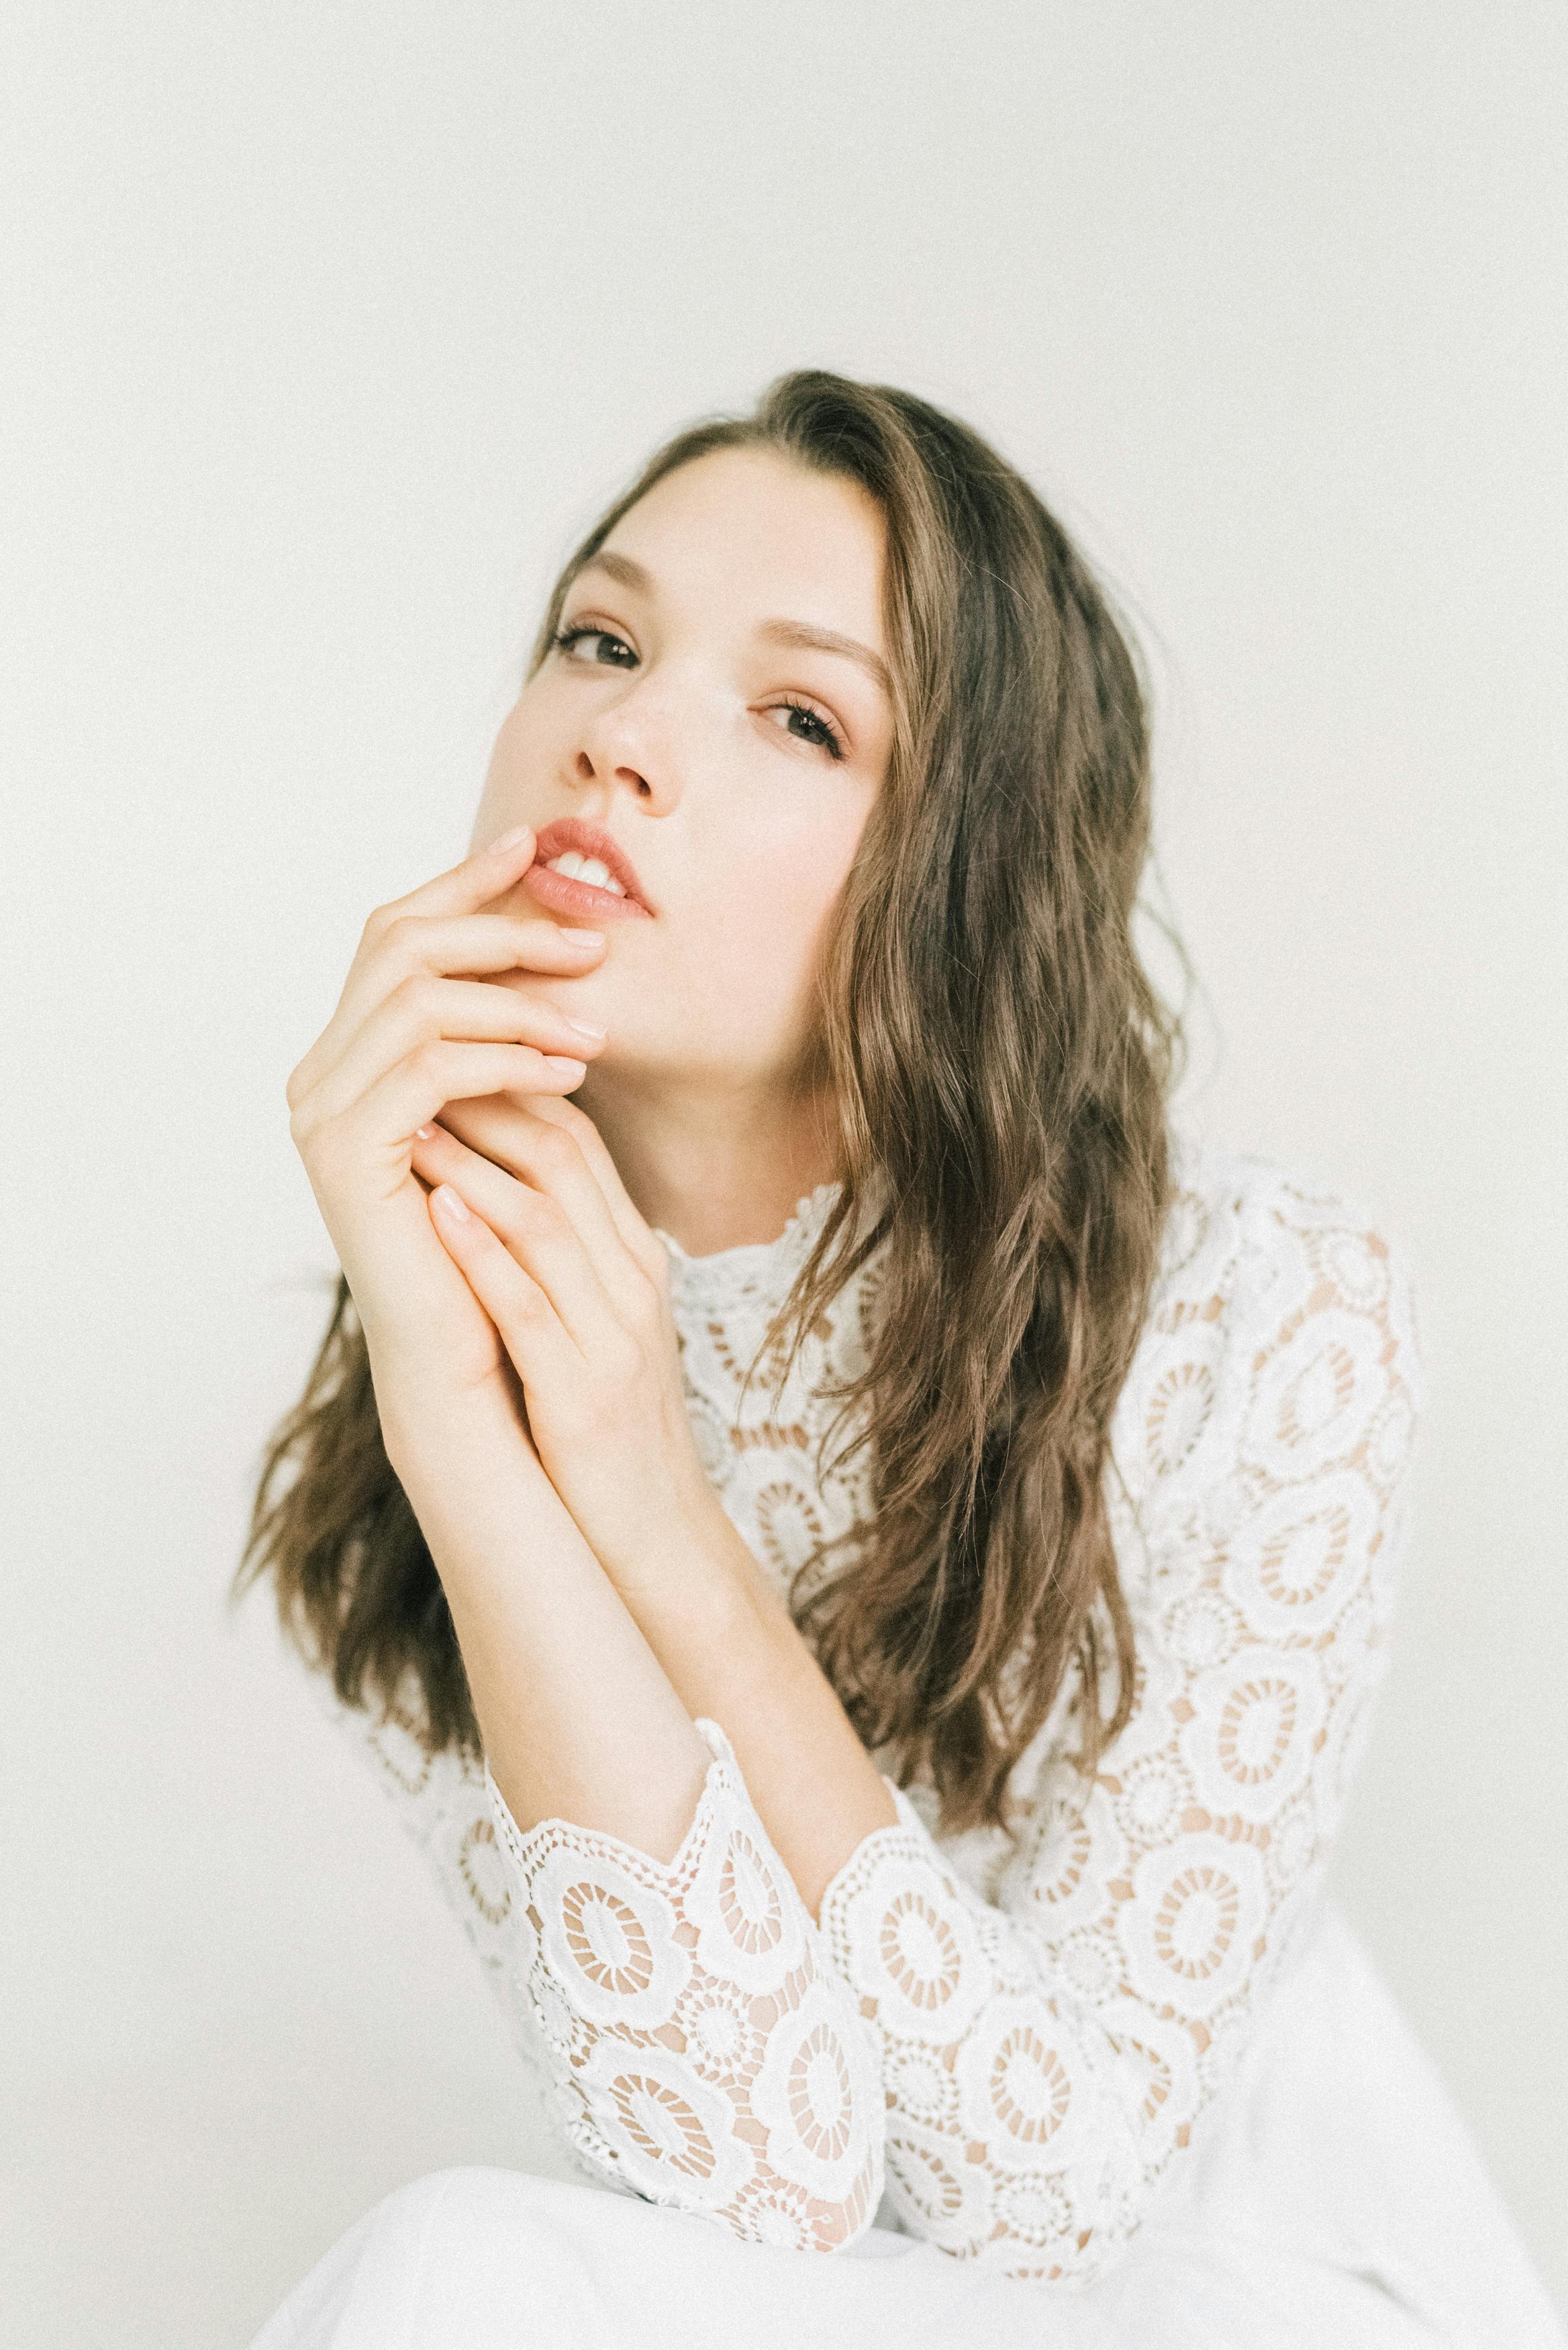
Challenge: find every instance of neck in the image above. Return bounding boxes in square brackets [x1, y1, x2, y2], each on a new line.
[577, 1067, 842, 1258]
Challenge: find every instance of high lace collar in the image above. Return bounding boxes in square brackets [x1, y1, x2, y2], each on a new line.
[651, 1129, 1198, 1323]
[652, 1180, 848, 1317]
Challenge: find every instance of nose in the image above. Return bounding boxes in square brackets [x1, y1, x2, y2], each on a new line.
[570, 686, 685, 818]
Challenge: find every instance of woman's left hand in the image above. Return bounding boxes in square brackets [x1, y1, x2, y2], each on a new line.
[409, 1094, 722, 1603]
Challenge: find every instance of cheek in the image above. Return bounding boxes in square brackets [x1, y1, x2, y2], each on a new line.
[595, 831, 855, 1070]
[716, 818, 859, 980]
[473, 697, 554, 832]
[673, 878, 830, 1031]
[707, 839, 854, 1051]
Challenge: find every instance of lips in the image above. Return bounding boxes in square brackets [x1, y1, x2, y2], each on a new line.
[524, 817, 655, 919]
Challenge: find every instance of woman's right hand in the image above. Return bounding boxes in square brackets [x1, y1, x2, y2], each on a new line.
[285, 824, 608, 1416]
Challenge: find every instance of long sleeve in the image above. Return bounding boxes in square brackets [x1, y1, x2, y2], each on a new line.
[811, 1162, 1424, 2283]
[313, 1143, 1422, 2285]
[484, 1716, 885, 2251]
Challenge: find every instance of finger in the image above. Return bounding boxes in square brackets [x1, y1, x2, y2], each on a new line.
[291, 826, 545, 1103]
[450, 1093, 671, 1290]
[430, 1097, 657, 1319]
[426, 1181, 585, 1395]
[290, 907, 605, 1109]
[306, 1039, 590, 1177]
[381, 823, 543, 931]
[299, 974, 605, 1130]
[385, 911, 607, 980]
[411, 1123, 630, 1358]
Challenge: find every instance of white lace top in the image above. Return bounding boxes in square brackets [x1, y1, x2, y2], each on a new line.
[320, 1127, 1422, 2283]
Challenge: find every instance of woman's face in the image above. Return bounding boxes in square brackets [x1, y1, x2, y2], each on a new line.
[471, 446, 893, 1098]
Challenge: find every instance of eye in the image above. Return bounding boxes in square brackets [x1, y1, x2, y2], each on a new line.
[768, 695, 845, 762]
[551, 622, 637, 668]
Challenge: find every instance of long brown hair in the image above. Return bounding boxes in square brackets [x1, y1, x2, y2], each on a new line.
[234, 369, 1189, 1839]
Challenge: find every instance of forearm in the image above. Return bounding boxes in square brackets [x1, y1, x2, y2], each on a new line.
[615, 1495, 899, 1919]
[377, 1386, 887, 2247]
[378, 1372, 709, 1866]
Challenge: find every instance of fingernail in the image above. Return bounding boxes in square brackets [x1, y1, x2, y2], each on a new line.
[490, 823, 534, 855]
[542, 1055, 587, 1078]
[433, 1184, 469, 1221]
[560, 927, 603, 948]
[566, 1018, 606, 1039]
[414, 1125, 434, 1139]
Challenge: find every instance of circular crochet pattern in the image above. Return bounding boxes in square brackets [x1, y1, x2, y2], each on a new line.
[321, 1135, 1422, 2284]
[577, 2036, 755, 2210]
[1122, 1832, 1269, 2020]
[526, 1844, 689, 2030]
[750, 1976, 878, 2204]
[688, 1810, 807, 1997]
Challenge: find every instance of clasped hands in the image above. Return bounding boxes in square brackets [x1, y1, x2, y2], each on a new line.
[283, 822, 732, 1614]
[411, 1089, 724, 1602]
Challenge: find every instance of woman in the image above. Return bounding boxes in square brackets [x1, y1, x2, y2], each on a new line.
[237, 371, 1562, 2347]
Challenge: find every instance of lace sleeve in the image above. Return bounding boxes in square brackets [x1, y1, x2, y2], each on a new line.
[814, 1164, 1424, 2283]
[485, 1715, 885, 2251]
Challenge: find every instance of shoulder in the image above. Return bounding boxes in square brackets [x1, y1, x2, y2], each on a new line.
[1161, 1125, 1422, 1333]
[1112, 1125, 1425, 1508]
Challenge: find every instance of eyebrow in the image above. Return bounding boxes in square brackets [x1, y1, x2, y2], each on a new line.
[572, 548, 892, 700]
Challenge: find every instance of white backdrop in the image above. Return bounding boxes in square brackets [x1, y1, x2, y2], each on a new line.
[4, 5, 1565, 2342]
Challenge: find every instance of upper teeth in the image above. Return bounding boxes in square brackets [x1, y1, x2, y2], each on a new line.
[546, 851, 626, 896]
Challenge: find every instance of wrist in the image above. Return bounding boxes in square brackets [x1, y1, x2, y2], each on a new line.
[606, 1483, 779, 1644]
[371, 1355, 534, 1491]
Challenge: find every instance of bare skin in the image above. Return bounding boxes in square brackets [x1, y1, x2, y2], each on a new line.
[467, 443, 894, 1257]
[285, 444, 901, 1897]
